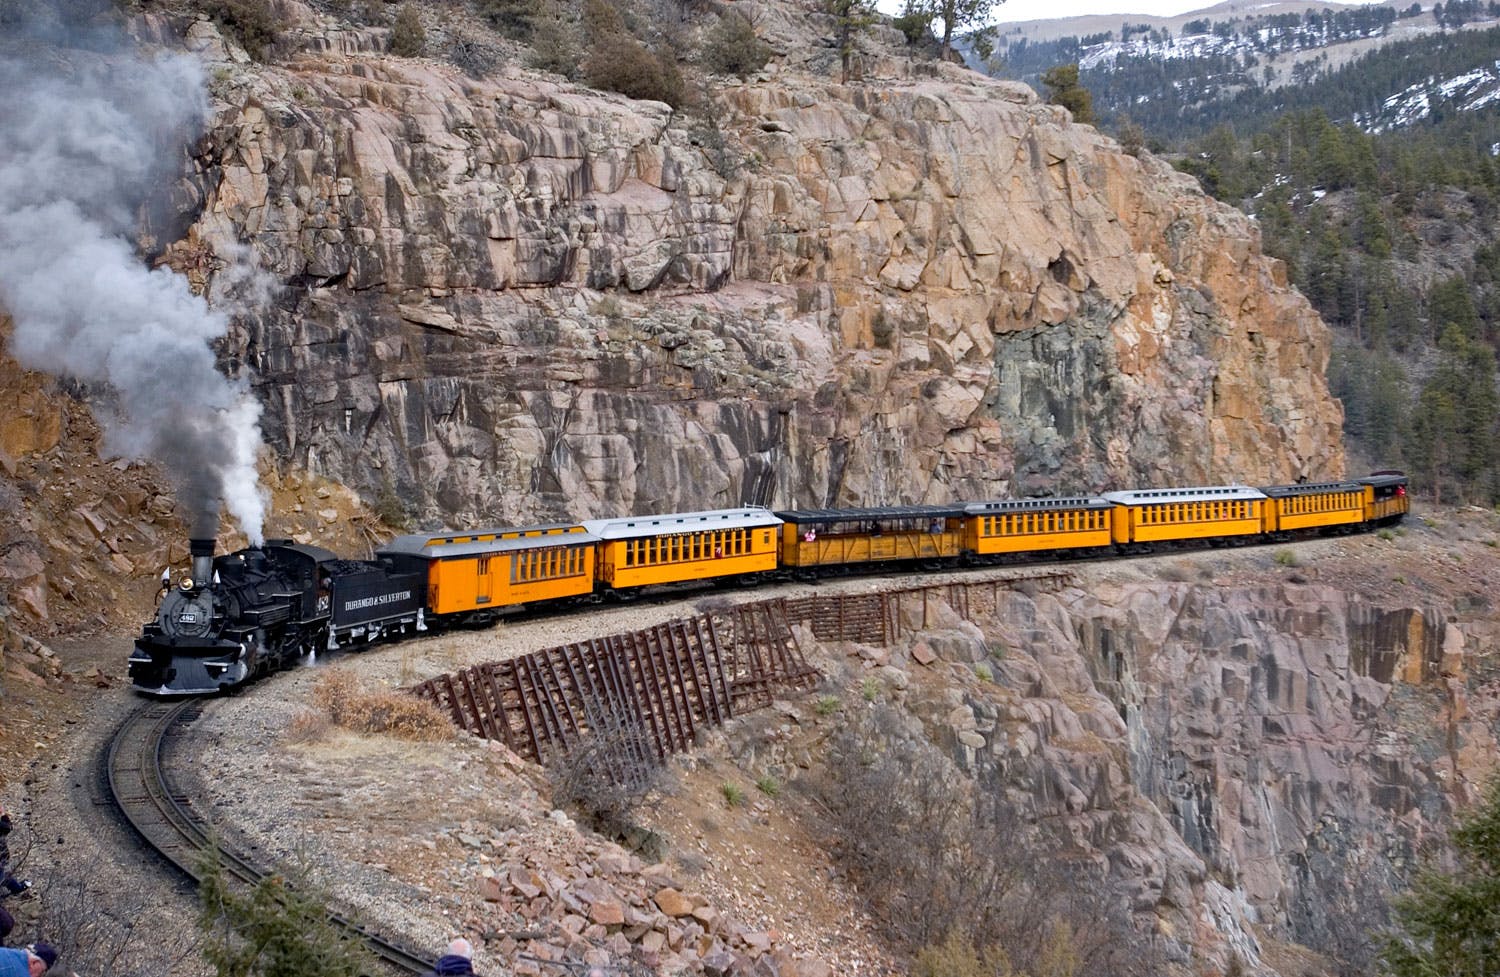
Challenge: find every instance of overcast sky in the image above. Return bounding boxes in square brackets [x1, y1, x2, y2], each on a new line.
[873, 0, 1389, 26]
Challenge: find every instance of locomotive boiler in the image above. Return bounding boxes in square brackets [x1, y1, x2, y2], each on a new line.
[129, 538, 427, 695]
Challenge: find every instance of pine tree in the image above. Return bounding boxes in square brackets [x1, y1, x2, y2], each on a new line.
[1382, 778, 1500, 977]
[389, 3, 425, 58]
[1040, 63, 1095, 125]
[1305, 219, 1347, 319]
[1366, 354, 1408, 461]
[1411, 326, 1500, 504]
[915, 0, 997, 61]
[198, 846, 371, 977]
[1355, 190, 1391, 259]
[1429, 275, 1481, 340]
[827, 0, 877, 83]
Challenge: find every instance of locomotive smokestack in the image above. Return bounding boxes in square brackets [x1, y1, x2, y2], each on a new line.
[190, 538, 214, 590]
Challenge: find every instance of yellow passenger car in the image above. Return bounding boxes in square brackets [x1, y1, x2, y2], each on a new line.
[963, 496, 1115, 556]
[1360, 471, 1410, 525]
[1260, 480, 1366, 534]
[1102, 485, 1267, 544]
[379, 524, 599, 617]
[775, 505, 966, 570]
[583, 508, 782, 591]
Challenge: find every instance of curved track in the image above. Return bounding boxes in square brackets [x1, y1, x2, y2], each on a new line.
[106, 699, 434, 976]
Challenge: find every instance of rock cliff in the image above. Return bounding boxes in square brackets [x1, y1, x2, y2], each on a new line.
[802, 537, 1500, 973]
[162, 1, 1343, 527]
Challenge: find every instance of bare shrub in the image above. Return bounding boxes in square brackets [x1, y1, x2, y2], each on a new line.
[821, 704, 1164, 975]
[913, 928, 1012, 977]
[350, 1, 389, 26]
[547, 694, 671, 835]
[635, 0, 694, 53]
[446, 30, 500, 78]
[687, 113, 752, 179]
[693, 594, 736, 615]
[311, 667, 361, 720]
[17, 839, 202, 977]
[699, 11, 770, 77]
[1117, 116, 1146, 157]
[821, 703, 1018, 948]
[311, 668, 453, 741]
[283, 708, 333, 744]
[1158, 562, 1193, 582]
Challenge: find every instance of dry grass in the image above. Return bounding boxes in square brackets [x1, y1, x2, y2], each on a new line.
[283, 708, 334, 744]
[310, 668, 453, 742]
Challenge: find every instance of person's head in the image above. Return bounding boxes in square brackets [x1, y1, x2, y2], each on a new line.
[433, 938, 474, 976]
[26, 942, 57, 976]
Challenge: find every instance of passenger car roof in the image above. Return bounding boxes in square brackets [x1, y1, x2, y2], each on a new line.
[581, 508, 783, 539]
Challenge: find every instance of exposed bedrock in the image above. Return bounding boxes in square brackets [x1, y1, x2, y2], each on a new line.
[876, 581, 1500, 971]
[164, 6, 1344, 526]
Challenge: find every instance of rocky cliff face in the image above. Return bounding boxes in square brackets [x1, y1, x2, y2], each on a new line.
[164, 2, 1343, 528]
[839, 540, 1500, 973]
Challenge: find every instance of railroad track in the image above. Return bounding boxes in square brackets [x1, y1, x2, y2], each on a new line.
[105, 699, 435, 976]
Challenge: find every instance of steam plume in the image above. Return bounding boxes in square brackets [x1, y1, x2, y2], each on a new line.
[0, 31, 268, 544]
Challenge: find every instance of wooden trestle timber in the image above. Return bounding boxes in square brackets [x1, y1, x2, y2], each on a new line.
[410, 572, 1073, 767]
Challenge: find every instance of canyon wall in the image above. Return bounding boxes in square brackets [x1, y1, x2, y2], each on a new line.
[162, 4, 1343, 528]
[825, 569, 1500, 972]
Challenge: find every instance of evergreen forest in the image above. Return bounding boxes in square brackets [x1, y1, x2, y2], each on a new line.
[992, 5, 1500, 138]
[998, 10, 1500, 505]
[1169, 95, 1500, 505]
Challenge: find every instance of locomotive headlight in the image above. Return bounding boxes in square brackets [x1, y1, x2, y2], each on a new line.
[180, 576, 194, 591]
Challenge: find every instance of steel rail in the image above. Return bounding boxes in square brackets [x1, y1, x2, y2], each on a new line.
[106, 700, 434, 976]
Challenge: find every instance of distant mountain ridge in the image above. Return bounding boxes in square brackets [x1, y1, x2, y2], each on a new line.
[981, 0, 1500, 138]
[993, 0, 1411, 44]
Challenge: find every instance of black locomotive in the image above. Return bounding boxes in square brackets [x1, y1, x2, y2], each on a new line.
[129, 538, 427, 695]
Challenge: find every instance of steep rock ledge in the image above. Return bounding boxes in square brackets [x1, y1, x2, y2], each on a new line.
[845, 575, 1500, 971]
[168, 7, 1343, 526]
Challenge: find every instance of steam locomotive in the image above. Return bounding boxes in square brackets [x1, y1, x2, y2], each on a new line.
[128, 473, 1410, 695]
[130, 538, 429, 694]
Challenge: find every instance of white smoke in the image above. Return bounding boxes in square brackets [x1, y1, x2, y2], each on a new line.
[0, 35, 269, 544]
